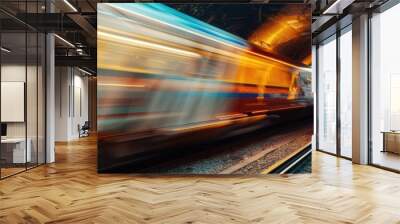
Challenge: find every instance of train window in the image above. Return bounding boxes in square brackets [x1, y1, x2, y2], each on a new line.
[197, 57, 220, 78]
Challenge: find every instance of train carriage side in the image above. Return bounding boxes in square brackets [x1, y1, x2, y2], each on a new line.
[97, 3, 312, 171]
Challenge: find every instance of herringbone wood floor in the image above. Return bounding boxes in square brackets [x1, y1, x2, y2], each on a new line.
[1, 136, 400, 223]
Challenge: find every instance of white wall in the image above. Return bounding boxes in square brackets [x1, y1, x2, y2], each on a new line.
[76, 72, 89, 138]
[55, 67, 70, 141]
[55, 67, 89, 141]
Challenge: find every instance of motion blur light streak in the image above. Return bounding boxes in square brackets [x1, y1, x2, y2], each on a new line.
[103, 3, 309, 72]
[97, 3, 313, 173]
[106, 3, 248, 48]
[98, 31, 201, 58]
[98, 83, 146, 88]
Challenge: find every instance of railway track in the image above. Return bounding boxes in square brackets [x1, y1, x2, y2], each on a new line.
[264, 143, 312, 174]
[139, 119, 313, 175]
[220, 141, 311, 175]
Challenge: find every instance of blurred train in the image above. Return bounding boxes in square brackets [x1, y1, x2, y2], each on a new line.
[97, 3, 313, 172]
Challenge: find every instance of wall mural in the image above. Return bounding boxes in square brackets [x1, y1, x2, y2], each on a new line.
[97, 3, 313, 174]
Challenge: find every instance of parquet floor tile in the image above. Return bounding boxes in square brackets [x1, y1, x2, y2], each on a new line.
[1, 136, 400, 223]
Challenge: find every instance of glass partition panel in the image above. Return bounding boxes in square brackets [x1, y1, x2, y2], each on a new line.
[27, 31, 38, 169]
[339, 28, 352, 158]
[1, 31, 27, 177]
[317, 36, 337, 154]
[371, 4, 400, 171]
[0, 1, 46, 179]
